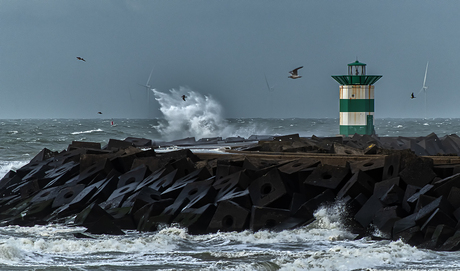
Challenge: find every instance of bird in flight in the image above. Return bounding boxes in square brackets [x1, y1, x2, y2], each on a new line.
[288, 66, 303, 79]
[181, 95, 187, 101]
[410, 92, 416, 99]
[97, 112, 102, 114]
[76, 57, 86, 62]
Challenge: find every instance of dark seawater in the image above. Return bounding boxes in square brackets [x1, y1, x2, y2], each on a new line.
[1, 117, 460, 270]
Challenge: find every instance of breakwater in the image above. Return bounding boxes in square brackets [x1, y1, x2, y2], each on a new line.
[2, 132, 460, 251]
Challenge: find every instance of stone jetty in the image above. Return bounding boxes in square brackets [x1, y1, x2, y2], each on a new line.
[3, 132, 460, 251]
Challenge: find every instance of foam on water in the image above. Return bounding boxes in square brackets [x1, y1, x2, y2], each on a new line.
[152, 87, 269, 140]
[70, 128, 103, 135]
[0, 160, 28, 177]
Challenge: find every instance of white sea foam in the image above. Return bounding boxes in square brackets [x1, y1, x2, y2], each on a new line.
[0, 160, 28, 177]
[71, 128, 103, 135]
[152, 87, 267, 140]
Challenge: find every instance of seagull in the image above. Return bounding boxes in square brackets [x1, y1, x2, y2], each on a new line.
[181, 95, 187, 101]
[97, 112, 102, 114]
[411, 92, 416, 99]
[76, 57, 86, 62]
[288, 66, 303, 79]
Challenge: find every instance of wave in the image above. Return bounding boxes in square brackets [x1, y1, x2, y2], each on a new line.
[70, 128, 103, 135]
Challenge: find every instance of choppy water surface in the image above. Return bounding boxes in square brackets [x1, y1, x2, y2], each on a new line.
[2, 89, 460, 270]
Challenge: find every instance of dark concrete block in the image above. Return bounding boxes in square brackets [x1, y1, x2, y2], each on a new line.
[121, 187, 161, 213]
[106, 182, 140, 203]
[117, 164, 149, 188]
[373, 177, 400, 199]
[402, 185, 422, 213]
[135, 199, 175, 232]
[348, 157, 385, 179]
[336, 170, 375, 199]
[124, 137, 153, 147]
[104, 139, 134, 150]
[213, 170, 250, 201]
[380, 184, 405, 205]
[149, 169, 182, 193]
[161, 168, 212, 199]
[354, 195, 385, 228]
[399, 157, 436, 187]
[68, 141, 101, 151]
[250, 206, 291, 232]
[249, 168, 289, 208]
[30, 186, 61, 204]
[406, 184, 434, 211]
[51, 184, 86, 209]
[433, 173, 460, 198]
[135, 168, 170, 192]
[78, 158, 113, 185]
[393, 226, 424, 246]
[216, 188, 252, 210]
[294, 189, 335, 221]
[207, 200, 250, 233]
[173, 204, 216, 234]
[438, 230, 460, 251]
[420, 208, 457, 231]
[304, 164, 350, 194]
[277, 158, 320, 175]
[420, 224, 455, 250]
[372, 206, 404, 235]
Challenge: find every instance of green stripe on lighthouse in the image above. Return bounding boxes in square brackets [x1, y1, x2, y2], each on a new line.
[339, 99, 374, 112]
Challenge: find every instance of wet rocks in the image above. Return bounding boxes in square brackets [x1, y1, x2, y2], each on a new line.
[3, 133, 460, 251]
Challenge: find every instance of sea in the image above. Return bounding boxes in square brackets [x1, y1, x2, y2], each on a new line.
[1, 89, 460, 270]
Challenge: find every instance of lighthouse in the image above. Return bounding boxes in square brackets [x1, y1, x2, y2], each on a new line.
[332, 60, 382, 136]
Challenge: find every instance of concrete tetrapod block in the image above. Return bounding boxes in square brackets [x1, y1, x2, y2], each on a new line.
[438, 230, 460, 251]
[117, 164, 149, 188]
[42, 161, 80, 188]
[433, 173, 460, 198]
[123, 137, 153, 147]
[74, 202, 124, 235]
[135, 198, 175, 232]
[372, 206, 405, 235]
[348, 157, 385, 178]
[336, 170, 375, 199]
[77, 158, 113, 185]
[162, 179, 216, 218]
[149, 169, 181, 193]
[135, 168, 169, 192]
[373, 177, 400, 199]
[207, 200, 249, 233]
[447, 187, 460, 209]
[250, 206, 291, 232]
[248, 168, 289, 209]
[51, 184, 86, 209]
[121, 187, 161, 214]
[354, 195, 385, 229]
[213, 170, 250, 201]
[380, 184, 405, 206]
[161, 168, 212, 199]
[419, 224, 455, 250]
[216, 188, 252, 210]
[303, 164, 350, 199]
[173, 203, 217, 235]
[399, 157, 436, 187]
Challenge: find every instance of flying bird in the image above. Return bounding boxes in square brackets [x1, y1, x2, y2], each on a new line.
[76, 57, 86, 62]
[97, 112, 102, 114]
[411, 92, 416, 99]
[181, 95, 187, 101]
[288, 66, 303, 79]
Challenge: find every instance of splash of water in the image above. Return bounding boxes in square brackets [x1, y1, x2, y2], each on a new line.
[152, 87, 229, 140]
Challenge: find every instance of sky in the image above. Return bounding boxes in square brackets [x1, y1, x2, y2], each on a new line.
[0, 0, 460, 119]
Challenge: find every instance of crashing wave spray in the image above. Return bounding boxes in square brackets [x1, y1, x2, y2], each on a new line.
[152, 87, 229, 140]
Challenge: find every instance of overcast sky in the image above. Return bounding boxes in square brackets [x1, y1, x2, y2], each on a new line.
[0, 1, 459, 119]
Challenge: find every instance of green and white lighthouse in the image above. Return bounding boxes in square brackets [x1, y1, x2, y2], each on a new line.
[332, 60, 382, 136]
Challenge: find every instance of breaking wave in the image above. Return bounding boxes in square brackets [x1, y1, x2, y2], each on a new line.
[152, 87, 230, 140]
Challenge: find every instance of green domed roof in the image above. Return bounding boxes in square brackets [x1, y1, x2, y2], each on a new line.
[348, 60, 366, 66]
